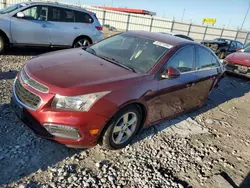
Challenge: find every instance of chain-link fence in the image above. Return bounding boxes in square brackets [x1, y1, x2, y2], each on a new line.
[1, 0, 250, 43]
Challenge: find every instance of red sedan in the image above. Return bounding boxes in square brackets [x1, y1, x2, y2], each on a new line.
[224, 46, 250, 78]
[11, 31, 224, 149]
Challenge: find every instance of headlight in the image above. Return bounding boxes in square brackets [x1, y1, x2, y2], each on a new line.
[51, 91, 110, 111]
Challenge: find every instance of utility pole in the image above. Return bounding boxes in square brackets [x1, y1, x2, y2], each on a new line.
[181, 9, 186, 22]
[240, 2, 250, 30]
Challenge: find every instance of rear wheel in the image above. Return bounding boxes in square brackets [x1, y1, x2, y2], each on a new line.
[102, 106, 142, 150]
[73, 37, 91, 48]
[0, 35, 5, 54]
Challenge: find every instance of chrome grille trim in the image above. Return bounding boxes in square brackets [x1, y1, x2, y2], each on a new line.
[21, 68, 49, 93]
[13, 78, 42, 111]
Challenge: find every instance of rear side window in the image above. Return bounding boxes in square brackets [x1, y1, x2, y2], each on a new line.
[196, 47, 219, 69]
[165, 46, 194, 73]
[49, 7, 74, 22]
[237, 42, 243, 49]
[75, 11, 93, 23]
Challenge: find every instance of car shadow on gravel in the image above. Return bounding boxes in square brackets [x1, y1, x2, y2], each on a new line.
[0, 104, 81, 186]
[4, 47, 57, 56]
[131, 75, 250, 145]
[0, 71, 18, 80]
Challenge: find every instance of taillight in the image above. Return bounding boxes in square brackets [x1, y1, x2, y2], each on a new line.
[95, 26, 102, 31]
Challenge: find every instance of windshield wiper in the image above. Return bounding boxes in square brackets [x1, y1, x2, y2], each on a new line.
[98, 55, 137, 73]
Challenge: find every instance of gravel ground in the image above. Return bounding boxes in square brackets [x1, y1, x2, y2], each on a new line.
[1, 49, 250, 188]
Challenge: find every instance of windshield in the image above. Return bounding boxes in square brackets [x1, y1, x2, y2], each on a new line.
[215, 38, 231, 45]
[0, 4, 24, 14]
[86, 33, 170, 73]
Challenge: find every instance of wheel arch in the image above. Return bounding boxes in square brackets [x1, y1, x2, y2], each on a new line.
[97, 101, 148, 144]
[72, 35, 93, 47]
[0, 29, 10, 45]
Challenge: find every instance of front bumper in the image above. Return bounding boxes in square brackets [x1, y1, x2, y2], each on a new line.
[11, 78, 109, 148]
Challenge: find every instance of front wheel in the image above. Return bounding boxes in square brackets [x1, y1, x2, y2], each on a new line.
[73, 37, 91, 48]
[102, 106, 142, 150]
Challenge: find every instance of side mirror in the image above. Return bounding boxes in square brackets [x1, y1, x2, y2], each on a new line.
[161, 66, 181, 79]
[16, 12, 25, 18]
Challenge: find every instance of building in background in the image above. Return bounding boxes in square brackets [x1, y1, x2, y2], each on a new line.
[93, 6, 156, 16]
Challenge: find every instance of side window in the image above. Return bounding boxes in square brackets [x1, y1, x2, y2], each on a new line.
[22, 6, 48, 21]
[61, 8, 74, 22]
[237, 42, 243, 49]
[231, 41, 237, 48]
[75, 11, 93, 23]
[49, 7, 74, 22]
[196, 47, 218, 69]
[165, 46, 194, 73]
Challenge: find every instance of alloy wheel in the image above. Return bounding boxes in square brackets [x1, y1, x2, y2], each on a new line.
[74, 39, 90, 48]
[112, 112, 138, 144]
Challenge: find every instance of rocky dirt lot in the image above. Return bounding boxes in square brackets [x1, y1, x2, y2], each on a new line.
[0, 48, 250, 188]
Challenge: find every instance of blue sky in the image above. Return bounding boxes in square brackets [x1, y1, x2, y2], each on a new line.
[68, 0, 250, 30]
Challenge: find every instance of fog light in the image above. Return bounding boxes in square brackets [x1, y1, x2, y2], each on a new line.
[43, 124, 81, 139]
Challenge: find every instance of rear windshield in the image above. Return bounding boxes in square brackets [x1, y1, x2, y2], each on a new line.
[87, 33, 170, 73]
[0, 3, 25, 14]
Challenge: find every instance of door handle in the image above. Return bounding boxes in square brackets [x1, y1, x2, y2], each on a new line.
[42, 24, 47, 28]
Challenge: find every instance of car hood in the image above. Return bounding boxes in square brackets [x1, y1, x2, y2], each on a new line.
[225, 52, 250, 66]
[25, 48, 140, 95]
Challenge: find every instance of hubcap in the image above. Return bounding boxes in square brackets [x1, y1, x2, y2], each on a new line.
[74, 39, 90, 48]
[112, 112, 138, 145]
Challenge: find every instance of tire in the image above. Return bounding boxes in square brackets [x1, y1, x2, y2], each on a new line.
[218, 51, 225, 59]
[102, 106, 142, 150]
[0, 35, 5, 54]
[73, 37, 91, 48]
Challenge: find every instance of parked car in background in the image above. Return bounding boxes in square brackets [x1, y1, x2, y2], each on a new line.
[0, 2, 103, 54]
[160, 32, 194, 41]
[12, 31, 224, 149]
[201, 38, 243, 59]
[223, 45, 250, 78]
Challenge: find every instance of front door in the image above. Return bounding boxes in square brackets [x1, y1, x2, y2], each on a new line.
[147, 46, 198, 124]
[11, 5, 50, 45]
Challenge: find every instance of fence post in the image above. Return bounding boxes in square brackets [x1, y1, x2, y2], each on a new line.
[126, 14, 130, 31]
[220, 28, 224, 38]
[203, 26, 208, 41]
[3, 0, 6, 8]
[170, 20, 175, 32]
[244, 32, 249, 45]
[187, 23, 192, 36]
[234, 30, 239, 40]
[102, 10, 106, 26]
[149, 17, 154, 32]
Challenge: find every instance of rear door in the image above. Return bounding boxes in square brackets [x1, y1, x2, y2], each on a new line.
[10, 5, 50, 45]
[48, 6, 77, 46]
[193, 46, 221, 105]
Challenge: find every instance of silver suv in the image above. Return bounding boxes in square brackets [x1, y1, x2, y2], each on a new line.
[0, 2, 103, 53]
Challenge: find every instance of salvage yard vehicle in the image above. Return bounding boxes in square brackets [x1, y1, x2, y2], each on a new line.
[0, 2, 103, 54]
[223, 45, 250, 78]
[201, 38, 243, 59]
[11, 31, 224, 149]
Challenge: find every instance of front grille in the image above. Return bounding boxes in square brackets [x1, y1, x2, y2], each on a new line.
[15, 79, 41, 109]
[21, 69, 49, 93]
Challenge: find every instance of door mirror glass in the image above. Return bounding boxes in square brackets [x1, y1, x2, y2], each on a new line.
[16, 12, 25, 18]
[161, 66, 181, 79]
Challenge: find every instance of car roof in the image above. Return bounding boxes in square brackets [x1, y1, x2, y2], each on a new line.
[28, 1, 91, 13]
[127, 30, 192, 46]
